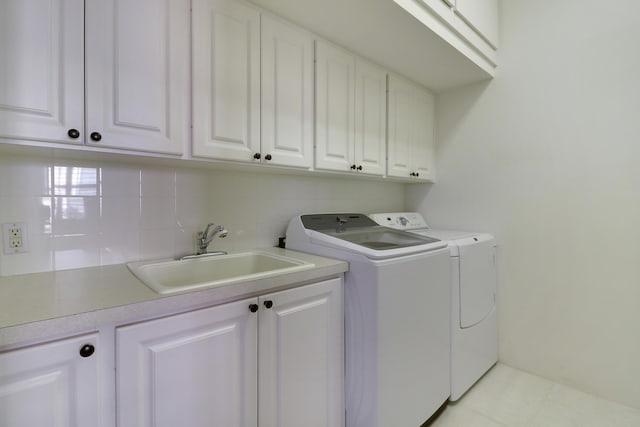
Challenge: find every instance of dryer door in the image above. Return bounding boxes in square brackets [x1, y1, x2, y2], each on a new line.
[458, 236, 496, 328]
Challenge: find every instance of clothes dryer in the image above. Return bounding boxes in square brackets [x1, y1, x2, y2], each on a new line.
[369, 212, 498, 401]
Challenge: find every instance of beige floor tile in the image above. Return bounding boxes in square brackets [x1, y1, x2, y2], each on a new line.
[458, 364, 554, 427]
[526, 384, 640, 427]
[427, 404, 508, 427]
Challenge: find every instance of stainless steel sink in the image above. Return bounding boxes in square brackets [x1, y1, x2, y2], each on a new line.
[128, 251, 315, 294]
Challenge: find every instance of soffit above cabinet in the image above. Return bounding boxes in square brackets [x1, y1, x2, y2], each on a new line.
[249, 0, 494, 92]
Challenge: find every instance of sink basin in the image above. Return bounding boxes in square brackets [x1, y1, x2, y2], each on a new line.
[128, 251, 315, 294]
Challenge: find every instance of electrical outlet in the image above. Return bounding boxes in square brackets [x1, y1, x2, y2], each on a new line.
[2, 223, 28, 254]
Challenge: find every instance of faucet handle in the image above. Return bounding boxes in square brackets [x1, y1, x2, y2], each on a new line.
[336, 216, 348, 233]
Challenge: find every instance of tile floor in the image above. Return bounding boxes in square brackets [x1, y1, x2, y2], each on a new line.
[425, 364, 640, 427]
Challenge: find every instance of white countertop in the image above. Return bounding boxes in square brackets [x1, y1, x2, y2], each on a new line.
[0, 247, 347, 349]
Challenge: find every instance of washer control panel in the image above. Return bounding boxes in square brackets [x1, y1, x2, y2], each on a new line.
[368, 212, 429, 231]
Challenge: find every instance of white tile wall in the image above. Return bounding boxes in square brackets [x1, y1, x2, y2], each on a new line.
[0, 153, 405, 276]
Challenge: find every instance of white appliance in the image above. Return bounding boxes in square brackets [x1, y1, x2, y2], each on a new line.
[286, 213, 450, 427]
[369, 212, 498, 401]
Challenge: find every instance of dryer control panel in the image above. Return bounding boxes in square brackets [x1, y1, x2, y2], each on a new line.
[368, 212, 429, 231]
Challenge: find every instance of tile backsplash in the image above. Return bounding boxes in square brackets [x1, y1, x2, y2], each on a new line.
[0, 153, 405, 276]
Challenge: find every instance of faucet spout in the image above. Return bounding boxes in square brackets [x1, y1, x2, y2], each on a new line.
[197, 223, 228, 254]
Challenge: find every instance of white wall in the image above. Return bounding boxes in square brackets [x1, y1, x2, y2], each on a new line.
[407, 0, 640, 409]
[0, 153, 404, 276]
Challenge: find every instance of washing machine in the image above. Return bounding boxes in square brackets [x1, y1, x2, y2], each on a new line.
[369, 212, 498, 401]
[286, 213, 450, 427]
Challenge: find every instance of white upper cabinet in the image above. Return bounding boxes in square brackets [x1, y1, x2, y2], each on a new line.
[0, 0, 188, 154]
[410, 0, 499, 68]
[411, 86, 436, 178]
[193, 2, 313, 169]
[192, 0, 261, 162]
[260, 14, 314, 168]
[315, 40, 386, 176]
[315, 40, 356, 173]
[0, 0, 84, 144]
[250, 0, 499, 91]
[354, 58, 387, 176]
[0, 334, 100, 427]
[85, 0, 189, 154]
[387, 74, 435, 181]
[455, 0, 499, 49]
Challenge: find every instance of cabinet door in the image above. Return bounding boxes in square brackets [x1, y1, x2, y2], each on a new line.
[0, 0, 84, 145]
[455, 0, 499, 48]
[85, 0, 189, 154]
[387, 74, 415, 178]
[387, 74, 436, 181]
[261, 15, 314, 169]
[422, 0, 456, 23]
[412, 85, 436, 181]
[0, 334, 100, 427]
[354, 58, 387, 176]
[192, 0, 261, 161]
[259, 278, 344, 427]
[315, 40, 355, 172]
[117, 299, 258, 427]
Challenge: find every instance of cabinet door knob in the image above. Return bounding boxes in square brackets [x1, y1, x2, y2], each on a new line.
[249, 304, 259, 313]
[253, 153, 261, 159]
[90, 132, 102, 142]
[67, 128, 80, 139]
[79, 344, 95, 358]
[264, 300, 273, 309]
[350, 164, 356, 170]
[264, 154, 272, 161]
[357, 165, 363, 171]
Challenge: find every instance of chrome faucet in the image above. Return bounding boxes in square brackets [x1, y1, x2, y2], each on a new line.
[197, 223, 228, 255]
[336, 216, 348, 233]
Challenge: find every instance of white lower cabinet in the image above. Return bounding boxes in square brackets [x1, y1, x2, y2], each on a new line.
[258, 278, 344, 427]
[0, 333, 100, 427]
[116, 278, 344, 427]
[117, 298, 258, 427]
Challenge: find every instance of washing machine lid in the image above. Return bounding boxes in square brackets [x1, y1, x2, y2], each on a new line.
[290, 213, 446, 259]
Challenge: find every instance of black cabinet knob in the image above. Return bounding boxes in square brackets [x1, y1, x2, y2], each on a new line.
[264, 154, 272, 161]
[67, 129, 80, 139]
[90, 132, 102, 142]
[350, 164, 357, 170]
[357, 165, 363, 171]
[79, 344, 95, 358]
[253, 153, 261, 159]
[264, 300, 273, 309]
[249, 304, 259, 313]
